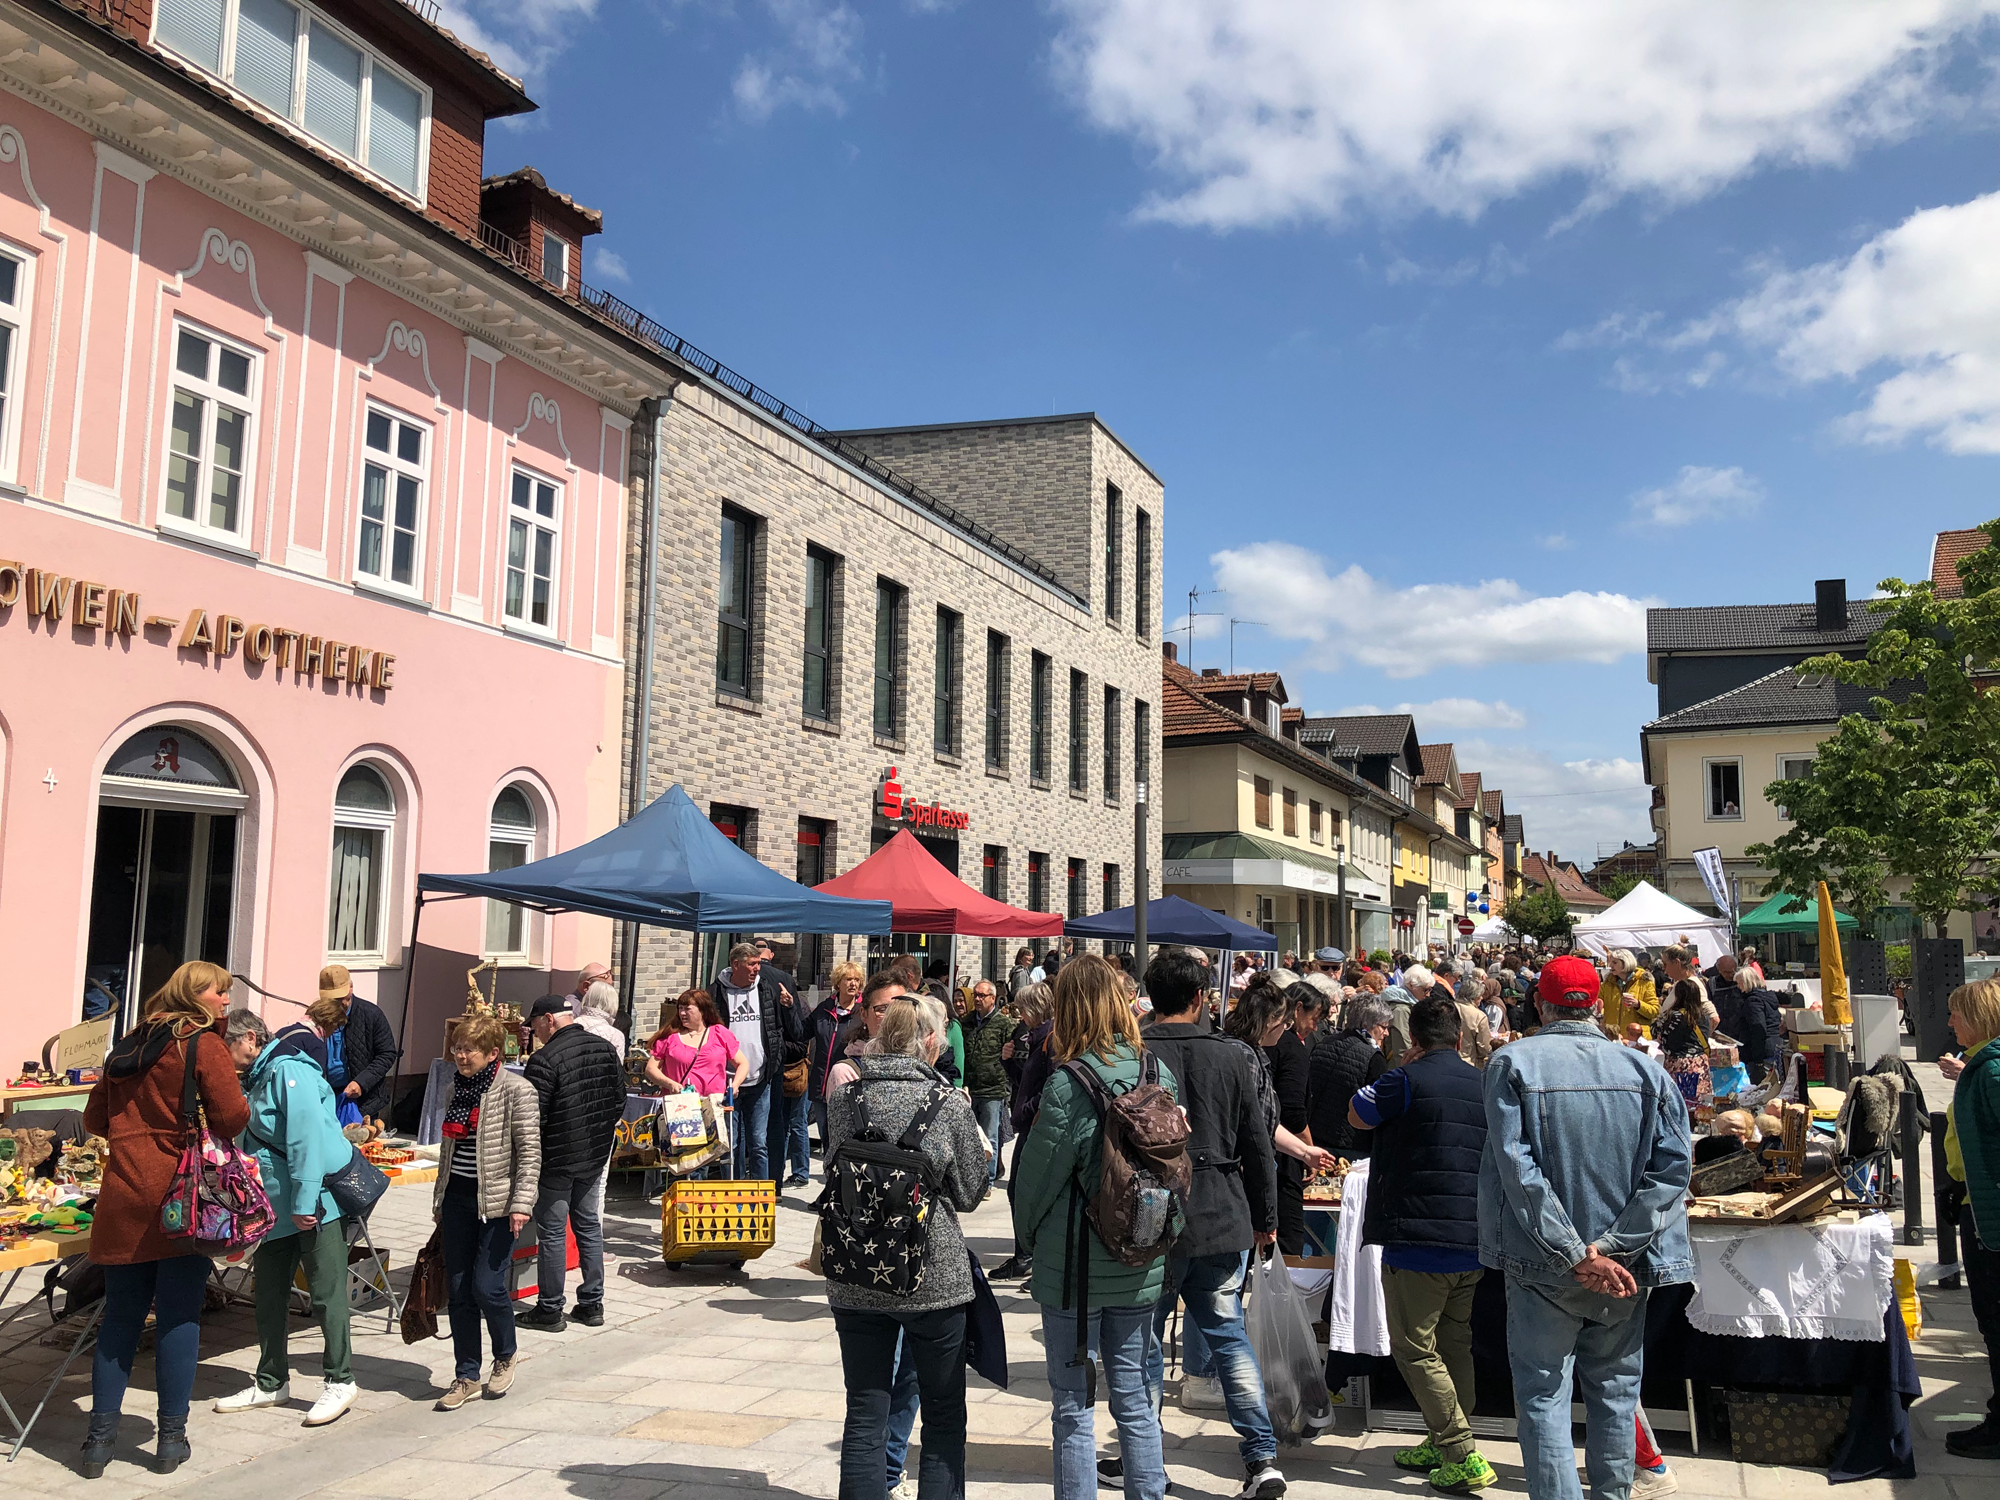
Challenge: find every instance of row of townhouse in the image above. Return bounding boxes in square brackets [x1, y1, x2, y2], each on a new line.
[0, 0, 1165, 1079]
[1157, 646, 1532, 958]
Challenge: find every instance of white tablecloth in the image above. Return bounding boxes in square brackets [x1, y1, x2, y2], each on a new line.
[1326, 1158, 1390, 1356]
[1684, 1214, 1892, 1341]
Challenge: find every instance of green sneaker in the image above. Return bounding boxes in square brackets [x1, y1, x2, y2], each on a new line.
[1393, 1438, 1443, 1471]
[1429, 1451, 1497, 1494]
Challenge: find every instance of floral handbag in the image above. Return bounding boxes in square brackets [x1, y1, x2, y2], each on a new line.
[161, 1031, 275, 1254]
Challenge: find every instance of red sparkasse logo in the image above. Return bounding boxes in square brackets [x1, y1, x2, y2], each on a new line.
[878, 766, 970, 831]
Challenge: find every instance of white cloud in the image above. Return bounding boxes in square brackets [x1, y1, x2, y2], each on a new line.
[1456, 738, 1652, 865]
[1713, 189, 2000, 454]
[733, 0, 865, 121]
[588, 247, 629, 283]
[1050, 1, 1999, 229]
[1332, 698, 1529, 731]
[1207, 542, 1652, 679]
[1629, 465, 1764, 527]
[1539, 533, 1573, 551]
[437, 0, 599, 85]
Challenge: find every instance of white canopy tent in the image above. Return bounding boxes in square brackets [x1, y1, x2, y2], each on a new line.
[1571, 880, 1731, 966]
[1468, 916, 1513, 943]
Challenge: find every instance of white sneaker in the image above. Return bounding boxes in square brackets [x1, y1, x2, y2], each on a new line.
[1180, 1373, 1227, 1412]
[1631, 1467, 1678, 1500]
[890, 1476, 918, 1500]
[303, 1380, 359, 1427]
[213, 1382, 288, 1413]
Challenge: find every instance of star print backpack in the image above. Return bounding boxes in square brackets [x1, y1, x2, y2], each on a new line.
[817, 1081, 954, 1297]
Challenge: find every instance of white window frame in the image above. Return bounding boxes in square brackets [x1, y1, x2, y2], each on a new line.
[159, 319, 260, 545]
[541, 232, 571, 291]
[501, 465, 562, 638]
[151, 0, 432, 202]
[484, 784, 541, 962]
[0, 240, 33, 485]
[1704, 756, 1745, 821]
[326, 762, 395, 963]
[354, 401, 429, 597]
[1775, 753, 1815, 821]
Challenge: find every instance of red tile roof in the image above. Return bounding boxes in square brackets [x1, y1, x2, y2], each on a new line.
[1521, 852, 1613, 909]
[1481, 789, 1503, 822]
[1162, 673, 1252, 737]
[1932, 528, 1989, 599]
[1455, 771, 1483, 812]
[1418, 743, 1456, 786]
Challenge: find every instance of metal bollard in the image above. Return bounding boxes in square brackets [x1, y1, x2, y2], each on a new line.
[1899, 1090, 1925, 1246]
[1930, 1111, 1961, 1288]
[1826, 1046, 1851, 1091]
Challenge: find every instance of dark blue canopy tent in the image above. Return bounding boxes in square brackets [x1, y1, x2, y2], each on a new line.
[1064, 895, 1276, 951]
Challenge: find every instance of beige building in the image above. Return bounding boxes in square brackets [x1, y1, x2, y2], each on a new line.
[619, 406, 1165, 997]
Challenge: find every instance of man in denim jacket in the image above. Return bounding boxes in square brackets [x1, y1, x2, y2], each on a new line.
[1479, 955, 1692, 1500]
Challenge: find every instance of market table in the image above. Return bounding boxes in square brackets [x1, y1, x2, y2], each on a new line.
[416, 1058, 657, 1145]
[0, 1225, 99, 1462]
[0, 1084, 90, 1122]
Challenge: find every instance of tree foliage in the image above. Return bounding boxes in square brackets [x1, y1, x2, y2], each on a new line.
[1748, 518, 2000, 938]
[1501, 881, 1577, 946]
[1594, 870, 1645, 903]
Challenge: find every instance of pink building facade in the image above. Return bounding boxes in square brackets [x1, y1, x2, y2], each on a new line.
[0, 0, 676, 1080]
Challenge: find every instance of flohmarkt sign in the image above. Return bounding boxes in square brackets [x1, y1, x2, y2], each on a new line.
[0, 558, 397, 690]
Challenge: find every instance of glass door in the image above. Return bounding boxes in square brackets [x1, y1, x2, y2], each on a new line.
[85, 805, 237, 1032]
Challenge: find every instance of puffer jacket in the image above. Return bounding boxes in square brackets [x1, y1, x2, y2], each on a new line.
[1012, 1043, 1180, 1310]
[432, 1071, 542, 1222]
[1305, 1030, 1388, 1158]
[824, 1054, 988, 1313]
[1601, 970, 1660, 1037]
[961, 1006, 1018, 1100]
[339, 996, 401, 1120]
[806, 997, 857, 1102]
[239, 1039, 351, 1236]
[522, 1022, 626, 1180]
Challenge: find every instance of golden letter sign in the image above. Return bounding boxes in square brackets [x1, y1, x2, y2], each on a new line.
[0, 559, 396, 692]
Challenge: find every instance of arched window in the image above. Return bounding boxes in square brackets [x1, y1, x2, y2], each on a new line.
[486, 783, 538, 957]
[328, 763, 395, 957]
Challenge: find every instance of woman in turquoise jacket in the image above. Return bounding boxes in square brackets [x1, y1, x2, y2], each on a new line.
[218, 1010, 362, 1428]
[1012, 955, 1178, 1500]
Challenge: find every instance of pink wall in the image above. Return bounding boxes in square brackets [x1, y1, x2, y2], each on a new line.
[0, 100, 631, 1071]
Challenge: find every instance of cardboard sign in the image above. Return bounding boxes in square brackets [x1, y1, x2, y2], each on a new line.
[52, 1016, 112, 1075]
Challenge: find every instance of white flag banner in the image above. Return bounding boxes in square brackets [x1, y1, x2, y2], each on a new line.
[1692, 846, 1732, 919]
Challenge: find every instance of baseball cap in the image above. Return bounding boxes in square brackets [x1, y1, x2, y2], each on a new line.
[526, 993, 570, 1021]
[1537, 955, 1601, 1009]
[318, 964, 352, 1001]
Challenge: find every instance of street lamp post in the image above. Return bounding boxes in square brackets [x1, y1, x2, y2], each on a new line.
[1134, 778, 1149, 987]
[1335, 839, 1348, 957]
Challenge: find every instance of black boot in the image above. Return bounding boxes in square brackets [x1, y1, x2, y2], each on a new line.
[154, 1415, 190, 1474]
[77, 1413, 119, 1479]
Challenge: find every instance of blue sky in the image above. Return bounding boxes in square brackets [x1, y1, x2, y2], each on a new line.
[451, 1, 2000, 863]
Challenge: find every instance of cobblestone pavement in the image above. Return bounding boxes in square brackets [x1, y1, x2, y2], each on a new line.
[0, 1055, 1987, 1500]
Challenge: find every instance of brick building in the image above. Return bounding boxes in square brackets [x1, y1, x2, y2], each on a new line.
[620, 409, 1166, 1001]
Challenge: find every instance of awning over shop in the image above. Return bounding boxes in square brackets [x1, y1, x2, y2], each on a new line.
[1738, 891, 1859, 937]
[1162, 831, 1373, 896]
[418, 784, 893, 934]
[813, 829, 1063, 937]
[1064, 895, 1277, 950]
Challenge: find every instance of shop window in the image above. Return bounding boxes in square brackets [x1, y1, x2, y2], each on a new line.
[0, 248, 28, 483]
[504, 467, 560, 633]
[1069, 669, 1089, 794]
[1104, 481, 1122, 623]
[154, 0, 429, 197]
[717, 505, 755, 697]
[1254, 776, 1272, 829]
[1102, 685, 1121, 803]
[873, 579, 906, 739]
[985, 631, 1009, 770]
[327, 763, 393, 957]
[934, 606, 963, 756]
[803, 545, 837, 720]
[485, 784, 537, 957]
[1775, 754, 1814, 820]
[163, 323, 257, 541]
[355, 405, 426, 591]
[1029, 652, 1051, 784]
[1282, 786, 1298, 838]
[1706, 758, 1743, 820]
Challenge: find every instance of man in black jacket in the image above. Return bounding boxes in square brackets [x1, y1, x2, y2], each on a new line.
[1348, 996, 1494, 1493]
[319, 965, 400, 1122]
[709, 943, 804, 1182]
[1140, 948, 1286, 1500]
[1713, 970, 1784, 1083]
[518, 995, 625, 1332]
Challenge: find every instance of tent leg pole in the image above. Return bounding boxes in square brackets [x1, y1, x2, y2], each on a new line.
[393, 892, 425, 1124]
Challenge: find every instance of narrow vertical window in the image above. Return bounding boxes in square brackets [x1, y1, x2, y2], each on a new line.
[327, 764, 393, 956]
[1135, 509, 1152, 638]
[1067, 858, 1086, 919]
[504, 469, 560, 631]
[1030, 652, 1051, 782]
[803, 545, 835, 720]
[1069, 669, 1089, 793]
[303, 20, 362, 157]
[1104, 482, 1123, 623]
[485, 785, 536, 957]
[934, 607, 963, 755]
[981, 847, 1006, 980]
[1282, 786, 1298, 837]
[0, 252, 25, 482]
[1102, 685, 1121, 802]
[355, 406, 425, 589]
[1027, 853, 1048, 916]
[716, 506, 753, 696]
[984, 631, 1009, 770]
[163, 325, 256, 539]
[1103, 863, 1120, 913]
[1254, 776, 1272, 829]
[541, 233, 571, 291]
[873, 580, 906, 738]
[1134, 698, 1150, 794]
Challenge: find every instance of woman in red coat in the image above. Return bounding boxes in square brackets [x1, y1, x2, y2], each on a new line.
[80, 961, 249, 1479]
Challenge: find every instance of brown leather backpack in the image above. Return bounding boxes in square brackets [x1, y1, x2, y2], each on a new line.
[1063, 1050, 1190, 1268]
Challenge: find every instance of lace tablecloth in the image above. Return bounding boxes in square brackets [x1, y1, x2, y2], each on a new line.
[1685, 1214, 1892, 1341]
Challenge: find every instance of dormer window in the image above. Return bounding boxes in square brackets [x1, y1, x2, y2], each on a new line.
[155, 0, 430, 199]
[1266, 699, 1281, 737]
[541, 232, 571, 291]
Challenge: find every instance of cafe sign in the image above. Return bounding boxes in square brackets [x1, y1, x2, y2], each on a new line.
[0, 558, 397, 691]
[877, 765, 971, 831]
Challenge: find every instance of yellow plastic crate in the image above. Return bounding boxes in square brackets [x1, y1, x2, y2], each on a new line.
[662, 1179, 777, 1264]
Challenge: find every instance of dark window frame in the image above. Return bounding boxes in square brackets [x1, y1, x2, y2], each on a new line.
[1102, 684, 1121, 803]
[803, 544, 837, 721]
[1030, 652, 1052, 784]
[1104, 481, 1123, 623]
[934, 605, 963, 756]
[985, 630, 1009, 770]
[1134, 698, 1150, 795]
[716, 505, 755, 697]
[1134, 509, 1152, 639]
[873, 578, 907, 740]
[1069, 668, 1089, 794]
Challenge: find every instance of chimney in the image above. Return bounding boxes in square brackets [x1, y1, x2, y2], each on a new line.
[1162, 640, 1178, 663]
[1815, 579, 1847, 631]
[1201, 667, 1222, 679]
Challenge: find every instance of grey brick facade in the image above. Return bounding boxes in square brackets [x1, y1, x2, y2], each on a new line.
[619, 396, 1165, 1010]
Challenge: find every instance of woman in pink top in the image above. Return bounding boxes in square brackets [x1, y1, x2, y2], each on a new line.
[643, 989, 748, 1097]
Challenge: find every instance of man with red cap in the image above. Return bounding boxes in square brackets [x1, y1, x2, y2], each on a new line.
[1478, 954, 1692, 1500]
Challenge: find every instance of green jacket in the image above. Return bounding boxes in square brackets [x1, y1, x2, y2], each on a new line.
[1953, 1038, 2000, 1252]
[962, 1007, 1018, 1100]
[1011, 1043, 1178, 1311]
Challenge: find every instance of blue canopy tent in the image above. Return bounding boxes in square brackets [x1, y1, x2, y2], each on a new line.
[1064, 895, 1276, 951]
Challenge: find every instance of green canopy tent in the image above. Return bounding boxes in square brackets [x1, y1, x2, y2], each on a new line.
[1737, 891, 1859, 936]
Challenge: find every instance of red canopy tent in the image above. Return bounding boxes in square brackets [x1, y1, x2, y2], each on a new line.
[814, 829, 1064, 936]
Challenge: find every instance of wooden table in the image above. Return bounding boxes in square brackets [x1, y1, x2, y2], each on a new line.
[0, 1223, 99, 1461]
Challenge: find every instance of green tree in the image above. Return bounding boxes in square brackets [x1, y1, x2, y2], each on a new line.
[1501, 882, 1577, 946]
[1749, 517, 2000, 938]
[1594, 870, 1645, 903]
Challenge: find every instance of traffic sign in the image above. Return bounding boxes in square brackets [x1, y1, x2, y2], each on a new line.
[1457, 917, 1476, 935]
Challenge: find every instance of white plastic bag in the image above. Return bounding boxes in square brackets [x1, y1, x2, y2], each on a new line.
[1247, 1248, 1333, 1444]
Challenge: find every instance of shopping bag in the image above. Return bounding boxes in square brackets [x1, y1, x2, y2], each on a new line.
[666, 1095, 731, 1176]
[1247, 1246, 1334, 1444]
[659, 1092, 709, 1148]
[1893, 1257, 1922, 1340]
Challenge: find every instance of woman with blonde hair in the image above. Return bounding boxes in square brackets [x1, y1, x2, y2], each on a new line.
[1942, 978, 2000, 1458]
[1012, 955, 1178, 1500]
[1600, 949, 1659, 1037]
[81, 961, 251, 1477]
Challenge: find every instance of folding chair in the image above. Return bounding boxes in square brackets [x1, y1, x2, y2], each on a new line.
[344, 1211, 402, 1333]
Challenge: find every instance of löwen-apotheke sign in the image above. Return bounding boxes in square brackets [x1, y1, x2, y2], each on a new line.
[877, 766, 971, 831]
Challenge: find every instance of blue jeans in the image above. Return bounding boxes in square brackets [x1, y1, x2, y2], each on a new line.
[93, 1255, 210, 1419]
[785, 1087, 812, 1180]
[972, 1097, 1007, 1183]
[733, 1078, 776, 1179]
[533, 1169, 605, 1310]
[1044, 1304, 1167, 1500]
[885, 1328, 920, 1484]
[1148, 1249, 1276, 1465]
[832, 1303, 968, 1500]
[441, 1175, 519, 1380]
[1505, 1277, 1649, 1500]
